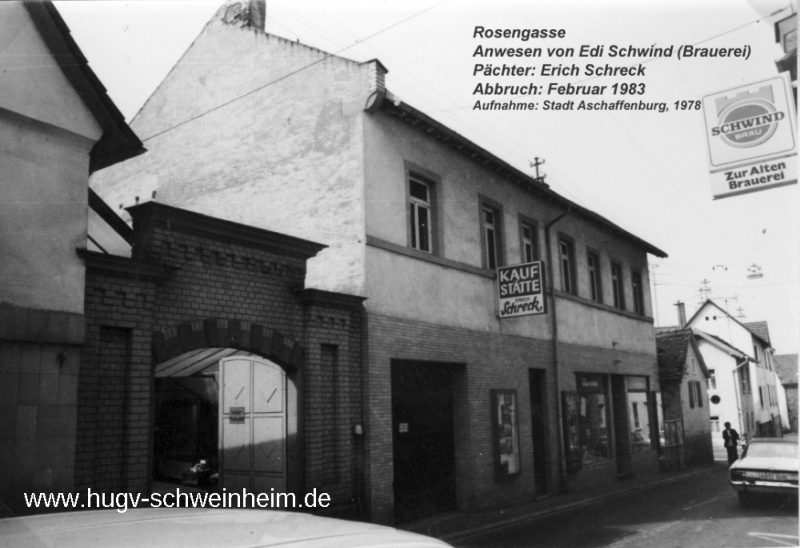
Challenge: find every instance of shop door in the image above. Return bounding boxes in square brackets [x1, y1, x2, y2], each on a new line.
[529, 369, 547, 495]
[219, 357, 286, 494]
[392, 361, 457, 524]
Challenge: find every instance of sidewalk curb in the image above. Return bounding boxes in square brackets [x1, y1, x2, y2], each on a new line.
[440, 464, 727, 542]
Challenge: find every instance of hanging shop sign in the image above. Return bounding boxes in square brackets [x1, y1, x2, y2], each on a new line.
[497, 261, 546, 318]
[702, 74, 797, 199]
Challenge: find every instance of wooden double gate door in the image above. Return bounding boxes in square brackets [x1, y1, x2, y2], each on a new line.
[219, 357, 287, 493]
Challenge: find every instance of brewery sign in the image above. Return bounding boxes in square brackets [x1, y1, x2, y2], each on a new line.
[702, 74, 797, 199]
[497, 261, 547, 318]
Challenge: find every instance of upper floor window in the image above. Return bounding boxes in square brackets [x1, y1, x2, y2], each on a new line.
[480, 200, 503, 269]
[408, 175, 433, 253]
[611, 262, 625, 309]
[519, 219, 538, 263]
[587, 252, 601, 303]
[631, 270, 645, 315]
[558, 238, 576, 294]
[708, 369, 716, 390]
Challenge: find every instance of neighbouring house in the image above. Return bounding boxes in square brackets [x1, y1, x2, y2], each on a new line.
[656, 328, 714, 468]
[90, 0, 668, 525]
[775, 354, 798, 433]
[0, 1, 144, 514]
[690, 329, 755, 460]
[686, 300, 784, 439]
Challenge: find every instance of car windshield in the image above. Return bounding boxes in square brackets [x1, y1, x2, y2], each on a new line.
[746, 443, 799, 459]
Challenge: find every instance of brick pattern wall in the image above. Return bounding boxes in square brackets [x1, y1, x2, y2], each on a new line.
[302, 302, 364, 510]
[364, 313, 660, 524]
[77, 272, 156, 495]
[76, 217, 364, 508]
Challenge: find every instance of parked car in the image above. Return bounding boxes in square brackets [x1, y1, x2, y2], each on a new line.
[0, 508, 453, 548]
[729, 438, 799, 506]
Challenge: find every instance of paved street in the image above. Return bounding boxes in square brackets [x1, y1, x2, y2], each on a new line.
[456, 467, 798, 548]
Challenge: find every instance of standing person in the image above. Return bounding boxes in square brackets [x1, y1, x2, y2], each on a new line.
[722, 422, 740, 465]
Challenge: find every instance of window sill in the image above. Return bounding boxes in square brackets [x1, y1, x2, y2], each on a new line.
[366, 235, 496, 279]
[554, 289, 654, 323]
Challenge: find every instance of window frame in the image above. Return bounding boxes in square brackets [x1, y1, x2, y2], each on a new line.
[479, 196, 504, 270]
[631, 269, 645, 315]
[518, 215, 539, 263]
[557, 235, 577, 295]
[610, 261, 625, 310]
[405, 164, 440, 256]
[587, 250, 602, 303]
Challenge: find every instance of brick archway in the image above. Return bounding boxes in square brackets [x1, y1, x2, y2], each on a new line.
[153, 318, 303, 371]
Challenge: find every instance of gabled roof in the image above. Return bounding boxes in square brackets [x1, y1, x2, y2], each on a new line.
[23, 2, 145, 172]
[692, 328, 753, 362]
[774, 354, 798, 387]
[743, 321, 771, 345]
[656, 328, 709, 380]
[685, 299, 771, 348]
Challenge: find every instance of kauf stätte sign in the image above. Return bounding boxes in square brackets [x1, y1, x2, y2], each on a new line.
[497, 261, 547, 318]
[702, 74, 797, 199]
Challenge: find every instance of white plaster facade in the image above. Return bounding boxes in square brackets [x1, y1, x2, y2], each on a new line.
[0, 2, 102, 314]
[687, 301, 785, 438]
[90, 1, 668, 524]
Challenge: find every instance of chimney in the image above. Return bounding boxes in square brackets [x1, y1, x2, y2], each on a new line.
[675, 301, 686, 327]
[220, 0, 265, 31]
[249, 0, 265, 31]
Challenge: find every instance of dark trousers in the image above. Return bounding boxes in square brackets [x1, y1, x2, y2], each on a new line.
[726, 445, 738, 464]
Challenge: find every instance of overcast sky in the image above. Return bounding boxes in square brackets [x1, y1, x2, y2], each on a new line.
[57, 0, 798, 354]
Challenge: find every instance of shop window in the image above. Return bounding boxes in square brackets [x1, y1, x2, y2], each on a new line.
[480, 199, 503, 270]
[562, 374, 612, 471]
[519, 218, 538, 262]
[631, 270, 645, 314]
[710, 416, 720, 433]
[408, 174, 434, 253]
[587, 251, 602, 303]
[627, 376, 655, 453]
[611, 262, 625, 309]
[558, 237, 576, 295]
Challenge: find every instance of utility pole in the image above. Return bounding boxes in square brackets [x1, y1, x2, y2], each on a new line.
[649, 264, 660, 326]
[699, 279, 712, 304]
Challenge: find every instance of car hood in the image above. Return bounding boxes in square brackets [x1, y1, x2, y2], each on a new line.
[731, 457, 799, 472]
[0, 508, 451, 548]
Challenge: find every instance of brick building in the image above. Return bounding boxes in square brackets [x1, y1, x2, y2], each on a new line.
[92, 0, 668, 525]
[77, 201, 365, 512]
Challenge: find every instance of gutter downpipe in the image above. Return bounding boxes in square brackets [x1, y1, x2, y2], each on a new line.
[545, 205, 571, 492]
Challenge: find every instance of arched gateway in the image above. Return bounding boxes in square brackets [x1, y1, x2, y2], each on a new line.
[77, 202, 365, 515]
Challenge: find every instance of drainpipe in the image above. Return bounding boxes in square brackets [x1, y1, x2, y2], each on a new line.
[544, 205, 571, 492]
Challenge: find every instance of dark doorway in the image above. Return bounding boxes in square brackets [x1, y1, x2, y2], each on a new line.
[391, 361, 459, 523]
[529, 369, 547, 495]
[611, 375, 632, 478]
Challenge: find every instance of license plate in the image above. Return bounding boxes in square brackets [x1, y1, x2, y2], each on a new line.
[745, 472, 797, 481]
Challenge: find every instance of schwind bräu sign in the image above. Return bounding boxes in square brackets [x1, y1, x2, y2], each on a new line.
[702, 74, 797, 199]
[497, 261, 547, 318]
